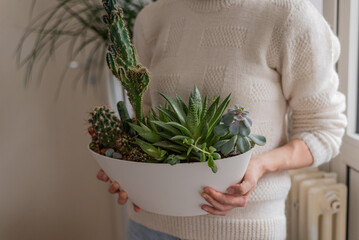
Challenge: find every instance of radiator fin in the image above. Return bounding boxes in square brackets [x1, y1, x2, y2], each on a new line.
[287, 168, 347, 240]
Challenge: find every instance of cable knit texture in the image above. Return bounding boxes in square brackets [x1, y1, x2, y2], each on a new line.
[129, 0, 347, 239]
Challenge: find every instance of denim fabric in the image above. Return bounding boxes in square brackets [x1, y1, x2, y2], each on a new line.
[127, 219, 184, 240]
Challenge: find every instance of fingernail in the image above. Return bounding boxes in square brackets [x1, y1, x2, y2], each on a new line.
[201, 192, 209, 199]
[202, 205, 209, 211]
[120, 191, 128, 199]
[227, 188, 234, 194]
[203, 188, 210, 194]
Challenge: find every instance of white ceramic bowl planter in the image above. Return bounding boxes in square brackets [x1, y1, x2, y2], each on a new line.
[89, 148, 252, 216]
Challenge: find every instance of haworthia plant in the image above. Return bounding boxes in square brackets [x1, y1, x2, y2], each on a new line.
[130, 85, 231, 173]
[102, 0, 150, 122]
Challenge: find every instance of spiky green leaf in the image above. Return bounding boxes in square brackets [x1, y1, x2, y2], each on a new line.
[160, 93, 186, 124]
[166, 122, 193, 137]
[135, 138, 166, 160]
[151, 120, 181, 136]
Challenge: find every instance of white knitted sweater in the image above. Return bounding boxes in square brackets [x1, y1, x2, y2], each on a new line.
[127, 0, 347, 239]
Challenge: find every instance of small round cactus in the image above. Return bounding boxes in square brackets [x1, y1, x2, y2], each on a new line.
[115, 133, 134, 155]
[88, 106, 121, 148]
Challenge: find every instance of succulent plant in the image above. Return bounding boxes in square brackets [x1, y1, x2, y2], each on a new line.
[114, 133, 134, 154]
[88, 106, 122, 148]
[88, 103, 152, 162]
[127, 146, 152, 162]
[102, 0, 150, 122]
[129, 85, 231, 173]
[213, 105, 266, 155]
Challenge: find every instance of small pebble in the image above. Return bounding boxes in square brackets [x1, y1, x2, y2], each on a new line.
[113, 152, 123, 159]
[100, 148, 108, 155]
[105, 148, 115, 157]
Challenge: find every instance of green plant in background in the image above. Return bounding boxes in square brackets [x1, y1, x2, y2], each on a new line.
[16, 0, 155, 96]
[130, 86, 231, 173]
[103, 0, 150, 122]
[213, 105, 266, 155]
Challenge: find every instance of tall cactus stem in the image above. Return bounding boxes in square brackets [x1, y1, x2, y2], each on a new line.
[102, 0, 149, 122]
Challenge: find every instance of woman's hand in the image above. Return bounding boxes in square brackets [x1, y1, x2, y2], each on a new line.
[96, 169, 141, 212]
[201, 156, 266, 216]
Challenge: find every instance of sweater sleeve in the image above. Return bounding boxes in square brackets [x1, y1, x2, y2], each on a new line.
[132, 13, 153, 113]
[278, 0, 347, 167]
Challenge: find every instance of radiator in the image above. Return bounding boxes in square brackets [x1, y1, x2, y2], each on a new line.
[287, 167, 347, 240]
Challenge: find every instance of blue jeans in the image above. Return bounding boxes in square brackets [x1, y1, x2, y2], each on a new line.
[127, 219, 186, 240]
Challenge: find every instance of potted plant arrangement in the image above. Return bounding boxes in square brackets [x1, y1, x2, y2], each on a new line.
[88, 0, 266, 216]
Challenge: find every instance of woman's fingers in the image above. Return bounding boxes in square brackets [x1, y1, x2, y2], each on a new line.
[96, 169, 109, 182]
[203, 187, 248, 207]
[227, 180, 255, 196]
[133, 203, 141, 212]
[117, 190, 128, 205]
[108, 181, 120, 194]
[201, 204, 230, 216]
[201, 192, 233, 212]
[96, 169, 140, 212]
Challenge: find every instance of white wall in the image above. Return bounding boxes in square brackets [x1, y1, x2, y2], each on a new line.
[0, 1, 122, 239]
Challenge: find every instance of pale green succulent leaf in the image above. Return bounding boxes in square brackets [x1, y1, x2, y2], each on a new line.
[214, 124, 229, 137]
[221, 135, 237, 155]
[238, 121, 251, 136]
[243, 117, 252, 128]
[248, 134, 266, 146]
[236, 136, 252, 153]
[213, 140, 228, 150]
[229, 123, 240, 135]
[222, 112, 235, 126]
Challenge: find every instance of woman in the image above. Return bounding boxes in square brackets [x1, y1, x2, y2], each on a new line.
[97, 0, 347, 239]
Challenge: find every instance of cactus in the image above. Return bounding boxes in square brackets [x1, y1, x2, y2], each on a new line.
[114, 133, 134, 155]
[102, 0, 150, 122]
[88, 104, 152, 162]
[88, 106, 121, 148]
